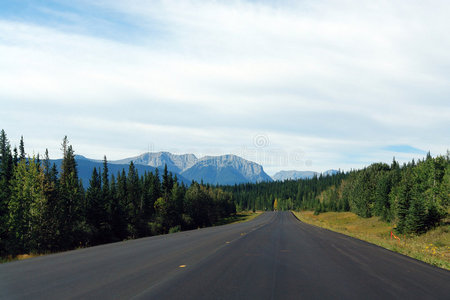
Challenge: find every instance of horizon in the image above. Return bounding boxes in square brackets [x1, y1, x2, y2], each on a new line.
[34, 146, 447, 177]
[1, 1, 449, 175]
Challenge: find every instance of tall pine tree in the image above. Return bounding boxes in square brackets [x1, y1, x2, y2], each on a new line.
[0, 130, 14, 256]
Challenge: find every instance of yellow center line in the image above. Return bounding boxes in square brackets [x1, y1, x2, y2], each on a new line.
[179, 265, 186, 268]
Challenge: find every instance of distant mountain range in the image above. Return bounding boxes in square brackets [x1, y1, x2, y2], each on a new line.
[52, 152, 273, 186]
[112, 152, 272, 185]
[272, 169, 339, 181]
[51, 152, 339, 186]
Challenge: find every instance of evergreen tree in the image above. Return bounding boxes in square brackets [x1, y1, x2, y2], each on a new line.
[19, 136, 26, 161]
[40, 149, 60, 251]
[58, 137, 83, 249]
[8, 157, 45, 254]
[113, 171, 129, 240]
[0, 130, 13, 255]
[374, 171, 392, 221]
[396, 168, 415, 233]
[406, 196, 427, 234]
[100, 156, 113, 242]
[27, 158, 47, 252]
[139, 172, 154, 233]
[8, 159, 31, 254]
[162, 164, 171, 196]
[86, 168, 103, 245]
[12, 146, 18, 167]
[126, 162, 141, 237]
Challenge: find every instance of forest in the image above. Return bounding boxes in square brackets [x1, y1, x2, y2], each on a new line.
[0, 130, 235, 258]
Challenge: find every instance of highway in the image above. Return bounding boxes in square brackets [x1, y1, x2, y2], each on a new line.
[1, 211, 449, 299]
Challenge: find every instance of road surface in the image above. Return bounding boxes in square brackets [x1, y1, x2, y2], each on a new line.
[1, 211, 449, 299]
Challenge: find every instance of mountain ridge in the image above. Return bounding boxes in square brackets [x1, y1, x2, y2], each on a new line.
[64, 152, 273, 186]
[181, 154, 273, 185]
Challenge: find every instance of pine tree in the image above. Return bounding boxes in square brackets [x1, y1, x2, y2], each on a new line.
[58, 137, 83, 249]
[102, 156, 109, 200]
[40, 149, 60, 251]
[112, 172, 128, 240]
[27, 158, 47, 252]
[0, 129, 13, 256]
[127, 162, 141, 238]
[396, 168, 414, 233]
[8, 157, 45, 254]
[374, 171, 391, 221]
[101, 156, 113, 242]
[12, 146, 18, 166]
[406, 195, 427, 234]
[162, 164, 171, 196]
[19, 136, 26, 161]
[86, 167, 108, 245]
[139, 172, 154, 233]
[8, 159, 31, 254]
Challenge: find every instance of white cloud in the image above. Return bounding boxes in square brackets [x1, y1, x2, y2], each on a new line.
[1, 0, 449, 172]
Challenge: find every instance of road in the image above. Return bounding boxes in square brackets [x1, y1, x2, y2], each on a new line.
[1, 211, 449, 299]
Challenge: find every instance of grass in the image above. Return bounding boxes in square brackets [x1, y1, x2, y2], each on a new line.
[1, 253, 43, 264]
[214, 211, 263, 226]
[292, 211, 450, 270]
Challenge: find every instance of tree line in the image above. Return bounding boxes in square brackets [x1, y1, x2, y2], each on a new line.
[314, 154, 449, 234]
[225, 153, 449, 235]
[0, 130, 235, 258]
[222, 172, 348, 212]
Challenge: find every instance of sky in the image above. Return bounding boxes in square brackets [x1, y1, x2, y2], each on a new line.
[1, 0, 449, 175]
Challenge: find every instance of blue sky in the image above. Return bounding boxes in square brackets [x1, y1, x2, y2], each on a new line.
[1, 0, 449, 174]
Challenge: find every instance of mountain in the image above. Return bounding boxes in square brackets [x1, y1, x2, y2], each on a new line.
[112, 152, 197, 174]
[180, 154, 273, 185]
[54, 152, 272, 186]
[272, 169, 339, 181]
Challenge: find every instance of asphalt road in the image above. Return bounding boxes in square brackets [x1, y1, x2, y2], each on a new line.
[1, 212, 449, 299]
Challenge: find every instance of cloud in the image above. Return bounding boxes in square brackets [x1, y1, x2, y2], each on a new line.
[383, 145, 427, 155]
[0, 0, 449, 172]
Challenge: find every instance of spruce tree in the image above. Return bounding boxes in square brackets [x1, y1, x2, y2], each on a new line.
[27, 158, 47, 252]
[19, 136, 25, 161]
[162, 164, 170, 196]
[115, 170, 129, 240]
[0, 129, 13, 256]
[58, 137, 82, 249]
[8, 158, 45, 254]
[127, 162, 140, 237]
[8, 159, 30, 254]
[109, 174, 126, 241]
[396, 168, 414, 233]
[86, 168, 104, 245]
[41, 149, 60, 251]
[102, 156, 109, 200]
[406, 195, 427, 234]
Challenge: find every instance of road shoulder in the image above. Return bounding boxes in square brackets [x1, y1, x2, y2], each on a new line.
[291, 210, 450, 271]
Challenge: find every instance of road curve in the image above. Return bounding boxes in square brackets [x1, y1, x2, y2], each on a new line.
[1, 211, 449, 299]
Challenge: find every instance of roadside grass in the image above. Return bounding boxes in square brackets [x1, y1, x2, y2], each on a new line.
[292, 211, 450, 270]
[214, 211, 263, 226]
[1, 253, 43, 264]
